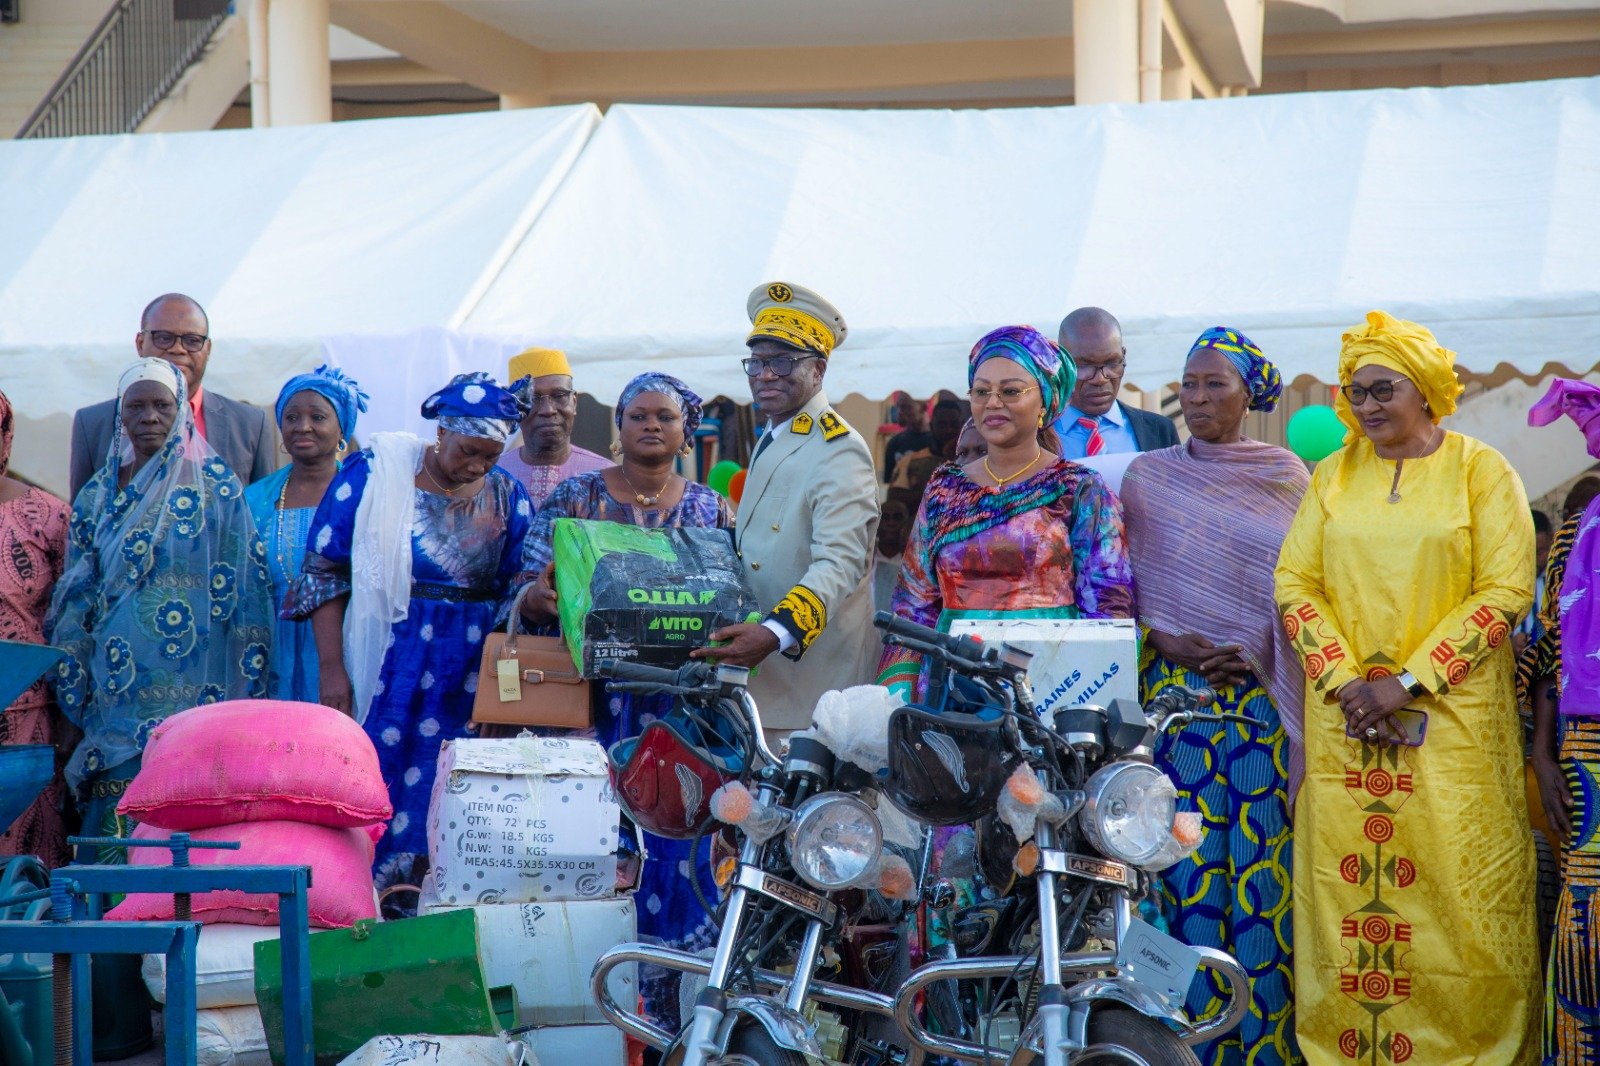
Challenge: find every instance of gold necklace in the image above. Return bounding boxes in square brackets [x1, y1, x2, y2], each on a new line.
[1385, 426, 1442, 504]
[984, 448, 1044, 489]
[619, 465, 672, 507]
[422, 446, 462, 496]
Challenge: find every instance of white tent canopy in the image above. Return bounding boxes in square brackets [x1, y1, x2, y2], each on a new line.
[2, 79, 1598, 489]
[0, 104, 600, 423]
[449, 77, 1600, 405]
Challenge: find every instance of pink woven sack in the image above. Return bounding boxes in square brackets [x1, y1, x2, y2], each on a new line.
[120, 700, 392, 830]
[105, 821, 378, 929]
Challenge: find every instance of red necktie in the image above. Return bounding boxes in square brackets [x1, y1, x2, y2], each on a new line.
[1077, 416, 1105, 457]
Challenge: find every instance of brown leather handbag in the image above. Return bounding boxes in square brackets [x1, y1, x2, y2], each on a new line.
[471, 583, 591, 730]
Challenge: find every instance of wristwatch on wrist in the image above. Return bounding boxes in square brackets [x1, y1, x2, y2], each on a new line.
[1395, 671, 1426, 699]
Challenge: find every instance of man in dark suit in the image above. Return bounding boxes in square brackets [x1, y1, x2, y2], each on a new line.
[1050, 306, 1179, 458]
[68, 293, 278, 499]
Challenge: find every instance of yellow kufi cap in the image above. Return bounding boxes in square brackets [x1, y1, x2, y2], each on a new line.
[746, 282, 848, 358]
[508, 346, 572, 381]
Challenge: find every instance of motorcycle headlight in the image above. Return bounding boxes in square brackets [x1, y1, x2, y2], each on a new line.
[1079, 762, 1177, 869]
[786, 793, 883, 891]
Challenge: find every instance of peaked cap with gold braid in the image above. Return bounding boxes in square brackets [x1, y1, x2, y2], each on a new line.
[746, 281, 848, 358]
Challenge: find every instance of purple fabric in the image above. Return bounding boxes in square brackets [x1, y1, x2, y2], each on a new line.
[1529, 378, 1600, 460]
[968, 326, 1077, 423]
[1121, 437, 1311, 796]
[1559, 497, 1600, 716]
[495, 445, 611, 509]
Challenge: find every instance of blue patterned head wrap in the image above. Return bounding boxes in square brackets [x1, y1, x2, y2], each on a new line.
[1187, 326, 1281, 412]
[275, 364, 369, 440]
[614, 372, 704, 441]
[421, 371, 530, 443]
[968, 326, 1078, 423]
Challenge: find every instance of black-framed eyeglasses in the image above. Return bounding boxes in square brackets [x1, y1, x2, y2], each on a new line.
[1077, 360, 1126, 382]
[142, 329, 208, 353]
[1341, 378, 1406, 405]
[742, 353, 820, 378]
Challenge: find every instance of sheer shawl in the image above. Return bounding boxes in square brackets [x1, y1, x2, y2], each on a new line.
[46, 368, 273, 788]
[346, 431, 425, 724]
[1122, 437, 1310, 795]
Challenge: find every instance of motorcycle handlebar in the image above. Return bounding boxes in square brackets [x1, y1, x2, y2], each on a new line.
[594, 659, 719, 698]
[873, 611, 1016, 675]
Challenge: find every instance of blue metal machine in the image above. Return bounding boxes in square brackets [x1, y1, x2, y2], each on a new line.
[0, 835, 317, 1064]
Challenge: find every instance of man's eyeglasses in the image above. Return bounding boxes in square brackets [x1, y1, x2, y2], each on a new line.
[1340, 378, 1406, 405]
[530, 389, 575, 409]
[742, 354, 820, 378]
[1077, 361, 1126, 382]
[968, 385, 1040, 406]
[142, 330, 208, 353]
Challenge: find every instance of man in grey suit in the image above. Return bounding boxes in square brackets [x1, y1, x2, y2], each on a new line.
[68, 293, 278, 499]
[694, 281, 880, 739]
[1050, 306, 1180, 458]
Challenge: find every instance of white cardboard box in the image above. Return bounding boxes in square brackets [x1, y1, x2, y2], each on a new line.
[425, 737, 620, 907]
[422, 898, 638, 1026]
[520, 1024, 625, 1066]
[946, 618, 1138, 717]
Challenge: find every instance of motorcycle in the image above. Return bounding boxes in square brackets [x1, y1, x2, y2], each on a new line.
[588, 658, 907, 1066]
[874, 611, 1254, 1066]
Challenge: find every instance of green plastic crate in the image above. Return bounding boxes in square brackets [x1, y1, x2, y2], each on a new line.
[254, 909, 516, 1065]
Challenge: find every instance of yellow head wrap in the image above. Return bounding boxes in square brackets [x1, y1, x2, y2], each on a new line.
[1334, 310, 1463, 441]
[508, 346, 572, 381]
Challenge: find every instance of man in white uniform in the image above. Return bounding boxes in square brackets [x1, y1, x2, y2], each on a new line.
[694, 282, 880, 740]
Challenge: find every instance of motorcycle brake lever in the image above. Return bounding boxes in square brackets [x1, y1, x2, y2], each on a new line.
[1170, 710, 1266, 729]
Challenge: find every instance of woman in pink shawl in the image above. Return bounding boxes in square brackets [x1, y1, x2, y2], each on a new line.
[1121, 328, 1308, 1066]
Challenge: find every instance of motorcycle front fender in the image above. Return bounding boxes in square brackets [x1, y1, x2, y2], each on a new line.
[1062, 975, 1188, 1027]
[716, 996, 829, 1065]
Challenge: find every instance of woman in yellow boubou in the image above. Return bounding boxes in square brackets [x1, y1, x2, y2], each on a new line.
[1274, 311, 1538, 1064]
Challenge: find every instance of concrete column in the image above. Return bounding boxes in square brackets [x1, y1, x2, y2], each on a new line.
[1073, 0, 1140, 105]
[248, 0, 270, 127]
[266, 0, 331, 126]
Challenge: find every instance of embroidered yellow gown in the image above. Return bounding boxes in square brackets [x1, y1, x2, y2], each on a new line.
[1274, 432, 1538, 1065]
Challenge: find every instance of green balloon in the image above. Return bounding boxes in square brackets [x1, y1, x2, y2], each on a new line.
[707, 459, 742, 496]
[1286, 404, 1345, 462]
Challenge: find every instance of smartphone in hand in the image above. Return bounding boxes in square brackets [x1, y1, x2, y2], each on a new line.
[1346, 708, 1428, 747]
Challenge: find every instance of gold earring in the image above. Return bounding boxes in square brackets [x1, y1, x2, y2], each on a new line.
[609, 440, 623, 458]
[1037, 411, 1045, 428]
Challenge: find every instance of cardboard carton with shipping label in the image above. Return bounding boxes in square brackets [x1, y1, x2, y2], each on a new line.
[424, 736, 620, 907]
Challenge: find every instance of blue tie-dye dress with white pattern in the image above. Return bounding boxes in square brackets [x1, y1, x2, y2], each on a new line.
[288, 449, 533, 907]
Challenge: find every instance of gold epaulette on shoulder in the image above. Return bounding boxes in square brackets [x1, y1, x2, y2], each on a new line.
[818, 409, 849, 442]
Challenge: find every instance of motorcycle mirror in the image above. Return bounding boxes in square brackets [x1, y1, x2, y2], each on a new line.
[1105, 698, 1151, 754]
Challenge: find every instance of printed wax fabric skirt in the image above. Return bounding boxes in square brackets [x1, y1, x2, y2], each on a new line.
[1147, 656, 1301, 1066]
[1547, 718, 1600, 1064]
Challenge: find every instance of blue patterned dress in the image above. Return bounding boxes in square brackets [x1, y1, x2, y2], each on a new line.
[245, 464, 327, 703]
[288, 451, 534, 899]
[48, 447, 274, 796]
[521, 470, 734, 1027]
